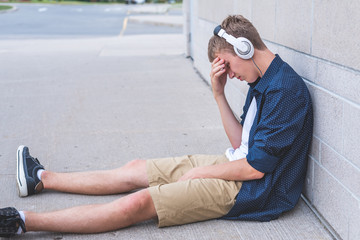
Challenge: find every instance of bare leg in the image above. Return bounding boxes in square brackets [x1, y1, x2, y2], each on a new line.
[41, 159, 148, 195]
[25, 189, 156, 233]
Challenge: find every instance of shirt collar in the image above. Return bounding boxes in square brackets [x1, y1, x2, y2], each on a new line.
[248, 54, 283, 94]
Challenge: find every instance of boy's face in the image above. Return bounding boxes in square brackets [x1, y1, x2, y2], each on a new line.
[217, 51, 259, 83]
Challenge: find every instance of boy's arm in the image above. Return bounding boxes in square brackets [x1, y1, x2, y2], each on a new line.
[178, 158, 264, 182]
[215, 94, 243, 149]
[211, 57, 243, 148]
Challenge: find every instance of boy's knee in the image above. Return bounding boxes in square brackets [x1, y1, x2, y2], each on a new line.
[116, 190, 156, 221]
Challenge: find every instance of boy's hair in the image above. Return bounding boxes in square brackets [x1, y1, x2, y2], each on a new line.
[208, 15, 266, 62]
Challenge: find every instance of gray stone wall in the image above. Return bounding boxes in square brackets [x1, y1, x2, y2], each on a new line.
[183, 1, 360, 239]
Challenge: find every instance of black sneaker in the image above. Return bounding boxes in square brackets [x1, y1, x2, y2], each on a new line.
[0, 207, 26, 237]
[16, 145, 44, 197]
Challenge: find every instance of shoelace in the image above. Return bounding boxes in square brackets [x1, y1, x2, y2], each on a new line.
[27, 155, 42, 167]
[33, 158, 40, 164]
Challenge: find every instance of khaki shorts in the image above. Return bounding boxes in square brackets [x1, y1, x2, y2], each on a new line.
[146, 154, 242, 227]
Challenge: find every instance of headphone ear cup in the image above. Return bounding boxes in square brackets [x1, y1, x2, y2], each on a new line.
[233, 37, 254, 60]
[213, 25, 254, 60]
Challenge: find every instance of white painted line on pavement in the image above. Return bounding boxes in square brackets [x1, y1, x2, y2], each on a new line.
[71, 8, 83, 13]
[104, 7, 123, 12]
[38, 7, 47, 12]
[118, 17, 128, 37]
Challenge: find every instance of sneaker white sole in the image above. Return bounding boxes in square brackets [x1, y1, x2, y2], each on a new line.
[16, 145, 28, 197]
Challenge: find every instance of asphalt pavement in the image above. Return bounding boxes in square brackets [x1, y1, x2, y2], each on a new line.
[0, 3, 182, 38]
[0, 4, 334, 240]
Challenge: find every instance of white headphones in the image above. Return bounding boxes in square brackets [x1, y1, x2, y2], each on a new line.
[213, 25, 254, 60]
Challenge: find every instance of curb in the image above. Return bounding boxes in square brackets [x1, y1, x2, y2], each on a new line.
[127, 4, 170, 14]
[128, 15, 183, 27]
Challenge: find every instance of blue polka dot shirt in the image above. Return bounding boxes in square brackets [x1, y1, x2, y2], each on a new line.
[222, 55, 313, 221]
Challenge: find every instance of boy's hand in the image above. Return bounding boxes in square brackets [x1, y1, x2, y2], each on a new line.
[210, 57, 227, 98]
[178, 166, 208, 182]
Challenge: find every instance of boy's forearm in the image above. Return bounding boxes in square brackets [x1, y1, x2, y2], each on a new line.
[178, 158, 264, 182]
[215, 94, 243, 148]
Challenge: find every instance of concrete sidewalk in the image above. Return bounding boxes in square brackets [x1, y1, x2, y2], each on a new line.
[0, 18, 334, 240]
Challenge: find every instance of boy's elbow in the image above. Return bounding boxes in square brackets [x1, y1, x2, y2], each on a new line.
[252, 170, 265, 179]
[240, 158, 265, 180]
[248, 166, 264, 180]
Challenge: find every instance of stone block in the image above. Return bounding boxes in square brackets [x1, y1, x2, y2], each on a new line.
[343, 102, 360, 168]
[193, 46, 212, 85]
[277, 46, 318, 83]
[198, 19, 214, 58]
[251, 0, 276, 42]
[321, 143, 360, 198]
[313, 162, 360, 239]
[315, 60, 360, 105]
[198, 0, 235, 24]
[303, 156, 315, 203]
[194, 55, 211, 85]
[233, 0, 253, 20]
[349, 201, 360, 240]
[200, 19, 215, 40]
[307, 84, 343, 154]
[312, 0, 360, 70]
[275, 0, 312, 54]
[264, 40, 279, 54]
[192, 27, 211, 79]
[309, 136, 320, 161]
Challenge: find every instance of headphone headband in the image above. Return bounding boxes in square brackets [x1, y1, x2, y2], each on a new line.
[213, 25, 254, 60]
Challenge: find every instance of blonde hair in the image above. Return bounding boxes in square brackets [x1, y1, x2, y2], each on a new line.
[208, 15, 266, 62]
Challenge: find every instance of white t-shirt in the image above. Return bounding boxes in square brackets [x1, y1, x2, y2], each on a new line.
[225, 97, 257, 161]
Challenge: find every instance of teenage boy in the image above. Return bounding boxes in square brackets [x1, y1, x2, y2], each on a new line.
[0, 15, 312, 237]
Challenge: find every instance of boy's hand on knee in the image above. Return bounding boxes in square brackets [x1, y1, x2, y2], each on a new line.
[178, 167, 207, 182]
